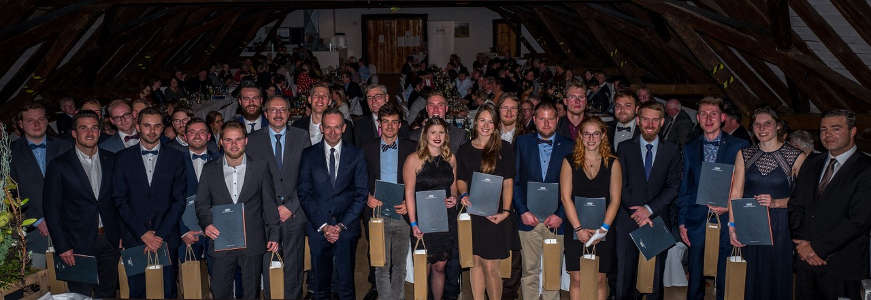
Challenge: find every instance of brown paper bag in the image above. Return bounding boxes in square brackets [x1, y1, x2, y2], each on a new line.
[579, 246, 599, 300]
[119, 258, 130, 298]
[724, 247, 747, 300]
[499, 250, 512, 278]
[457, 207, 474, 268]
[704, 210, 720, 277]
[181, 246, 206, 299]
[304, 236, 311, 271]
[636, 251, 656, 294]
[369, 207, 386, 267]
[542, 229, 561, 290]
[413, 238, 428, 300]
[146, 251, 165, 299]
[269, 252, 285, 300]
[45, 240, 68, 294]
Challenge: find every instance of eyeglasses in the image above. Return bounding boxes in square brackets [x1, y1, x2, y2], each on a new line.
[500, 106, 519, 112]
[172, 117, 191, 125]
[267, 107, 288, 114]
[566, 95, 585, 101]
[111, 112, 133, 122]
[366, 94, 386, 101]
[581, 132, 602, 139]
[240, 96, 261, 102]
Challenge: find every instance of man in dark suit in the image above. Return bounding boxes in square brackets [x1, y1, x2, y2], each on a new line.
[723, 104, 752, 143]
[292, 82, 354, 145]
[556, 82, 587, 141]
[196, 120, 280, 299]
[615, 101, 682, 300]
[236, 80, 268, 134]
[608, 92, 640, 152]
[353, 84, 410, 147]
[661, 99, 694, 147]
[362, 103, 415, 300]
[513, 102, 574, 300]
[11, 103, 72, 238]
[789, 109, 871, 300]
[100, 99, 139, 153]
[342, 71, 364, 100]
[166, 108, 219, 154]
[408, 93, 467, 152]
[676, 97, 748, 300]
[113, 107, 186, 298]
[298, 107, 368, 300]
[55, 96, 77, 137]
[177, 118, 220, 259]
[247, 95, 310, 299]
[43, 111, 120, 297]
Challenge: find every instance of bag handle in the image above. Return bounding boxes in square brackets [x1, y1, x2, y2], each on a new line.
[185, 245, 196, 262]
[414, 237, 427, 251]
[731, 246, 743, 258]
[270, 251, 284, 264]
[706, 209, 721, 225]
[372, 206, 382, 219]
[583, 244, 597, 257]
[147, 250, 159, 266]
[549, 226, 558, 238]
[458, 203, 467, 215]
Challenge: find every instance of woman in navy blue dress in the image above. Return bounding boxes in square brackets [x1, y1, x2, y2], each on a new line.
[728, 107, 806, 300]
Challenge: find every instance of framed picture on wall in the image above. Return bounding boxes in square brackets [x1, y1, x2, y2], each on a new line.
[455, 22, 470, 38]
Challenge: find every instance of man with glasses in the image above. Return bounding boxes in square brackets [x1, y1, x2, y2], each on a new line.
[497, 94, 521, 143]
[409, 93, 467, 152]
[236, 80, 268, 134]
[353, 84, 409, 149]
[556, 82, 587, 141]
[292, 82, 354, 145]
[167, 108, 219, 154]
[100, 99, 139, 153]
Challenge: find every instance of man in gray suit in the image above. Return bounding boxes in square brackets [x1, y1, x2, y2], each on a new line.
[247, 95, 311, 299]
[100, 99, 139, 153]
[408, 93, 467, 152]
[196, 121, 280, 299]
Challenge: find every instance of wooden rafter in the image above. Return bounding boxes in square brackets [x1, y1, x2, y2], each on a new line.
[829, 0, 871, 49]
[703, 37, 786, 111]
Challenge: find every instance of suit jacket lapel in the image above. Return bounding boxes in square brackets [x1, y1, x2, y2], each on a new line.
[715, 134, 732, 164]
[98, 152, 112, 201]
[528, 139, 543, 182]
[68, 151, 97, 202]
[822, 152, 860, 198]
[46, 137, 61, 160]
[545, 139, 563, 182]
[281, 126, 296, 174]
[14, 140, 40, 176]
[237, 156, 257, 202]
[334, 145, 351, 188]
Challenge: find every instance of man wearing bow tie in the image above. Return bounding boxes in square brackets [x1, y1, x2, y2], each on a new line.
[608, 93, 640, 151]
[113, 107, 187, 298]
[179, 118, 220, 260]
[100, 99, 139, 153]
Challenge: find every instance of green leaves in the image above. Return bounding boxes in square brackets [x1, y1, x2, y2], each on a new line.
[21, 219, 36, 227]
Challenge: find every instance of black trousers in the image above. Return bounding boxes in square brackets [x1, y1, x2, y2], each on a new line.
[67, 232, 120, 298]
[211, 253, 263, 299]
[795, 265, 861, 300]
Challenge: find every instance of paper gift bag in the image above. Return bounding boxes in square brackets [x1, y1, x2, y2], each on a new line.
[119, 258, 130, 298]
[146, 251, 165, 299]
[580, 246, 599, 300]
[45, 240, 68, 294]
[704, 210, 720, 277]
[181, 246, 206, 299]
[413, 238, 428, 300]
[269, 252, 285, 299]
[499, 250, 512, 278]
[304, 236, 311, 271]
[457, 207, 474, 268]
[542, 229, 561, 290]
[369, 208, 386, 267]
[636, 251, 656, 294]
[724, 247, 747, 300]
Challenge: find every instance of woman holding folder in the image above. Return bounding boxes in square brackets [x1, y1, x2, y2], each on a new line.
[457, 104, 515, 299]
[559, 117, 622, 300]
[727, 107, 806, 300]
[404, 117, 459, 300]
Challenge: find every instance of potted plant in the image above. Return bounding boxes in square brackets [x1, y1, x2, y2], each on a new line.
[0, 123, 39, 295]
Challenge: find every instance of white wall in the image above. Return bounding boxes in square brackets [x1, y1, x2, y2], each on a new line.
[280, 7, 502, 70]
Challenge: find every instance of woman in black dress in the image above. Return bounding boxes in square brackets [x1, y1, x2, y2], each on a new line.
[457, 104, 515, 299]
[559, 117, 622, 300]
[404, 117, 459, 300]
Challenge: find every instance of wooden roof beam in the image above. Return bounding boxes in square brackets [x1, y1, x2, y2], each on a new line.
[830, 0, 871, 49]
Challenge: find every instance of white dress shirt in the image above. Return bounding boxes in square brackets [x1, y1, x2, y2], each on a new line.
[309, 118, 323, 145]
[119, 130, 139, 148]
[223, 156, 247, 204]
[75, 147, 103, 227]
[175, 136, 189, 147]
[317, 141, 342, 232]
[243, 118, 262, 133]
[141, 143, 161, 185]
[613, 119, 636, 151]
[501, 127, 516, 143]
[819, 145, 858, 183]
[190, 149, 207, 181]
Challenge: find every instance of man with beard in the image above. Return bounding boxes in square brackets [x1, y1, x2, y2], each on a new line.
[44, 111, 120, 297]
[615, 101, 681, 300]
[100, 100, 139, 153]
[497, 94, 522, 143]
[167, 108, 219, 154]
[293, 82, 354, 145]
[196, 121, 280, 299]
[178, 118, 220, 262]
[353, 84, 409, 148]
[247, 96, 311, 299]
[608, 92, 640, 151]
[556, 82, 587, 141]
[677, 97, 748, 300]
[113, 107, 186, 298]
[236, 80, 268, 134]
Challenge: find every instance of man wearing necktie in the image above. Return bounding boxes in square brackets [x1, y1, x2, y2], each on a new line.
[113, 107, 187, 298]
[790, 109, 871, 300]
[235, 81, 268, 134]
[247, 95, 311, 299]
[298, 107, 368, 300]
[11, 103, 72, 250]
[615, 101, 682, 300]
[608, 93, 640, 151]
[676, 97, 748, 300]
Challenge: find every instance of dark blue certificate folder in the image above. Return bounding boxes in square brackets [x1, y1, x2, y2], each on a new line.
[182, 195, 202, 232]
[55, 254, 99, 284]
[212, 203, 246, 251]
[468, 172, 504, 217]
[696, 162, 735, 207]
[375, 181, 405, 219]
[121, 243, 171, 276]
[574, 197, 606, 240]
[629, 216, 676, 260]
[731, 198, 773, 246]
[527, 182, 559, 222]
[415, 190, 449, 234]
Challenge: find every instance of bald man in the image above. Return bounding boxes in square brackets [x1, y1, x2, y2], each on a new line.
[661, 99, 694, 146]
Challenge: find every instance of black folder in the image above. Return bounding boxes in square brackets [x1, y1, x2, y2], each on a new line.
[121, 243, 172, 276]
[629, 216, 676, 260]
[415, 189, 449, 234]
[468, 172, 504, 217]
[731, 198, 773, 246]
[212, 202, 246, 251]
[375, 180, 405, 219]
[696, 162, 735, 207]
[574, 197, 606, 240]
[527, 182, 559, 222]
[182, 195, 202, 232]
[55, 254, 99, 284]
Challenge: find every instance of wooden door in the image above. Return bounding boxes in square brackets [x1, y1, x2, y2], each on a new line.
[363, 14, 426, 74]
[493, 20, 520, 57]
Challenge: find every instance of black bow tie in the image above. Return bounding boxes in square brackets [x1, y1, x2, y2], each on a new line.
[381, 142, 397, 152]
[537, 139, 553, 145]
[616, 126, 631, 132]
[192, 153, 209, 160]
[124, 134, 140, 142]
[703, 140, 720, 146]
[29, 143, 46, 150]
[141, 150, 159, 156]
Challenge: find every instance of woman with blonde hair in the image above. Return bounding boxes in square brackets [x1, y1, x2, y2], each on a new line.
[559, 117, 622, 300]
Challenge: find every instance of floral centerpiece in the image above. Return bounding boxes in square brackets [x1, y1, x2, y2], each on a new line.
[0, 124, 37, 290]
